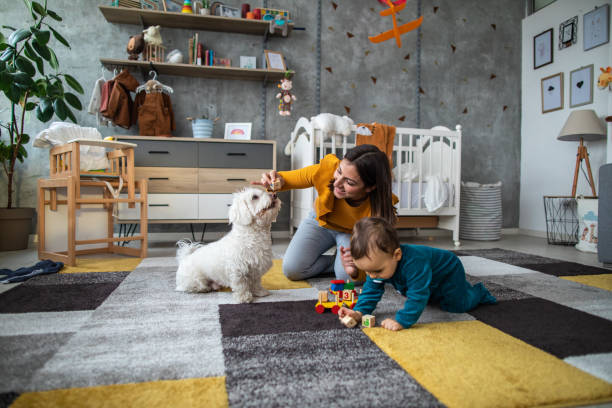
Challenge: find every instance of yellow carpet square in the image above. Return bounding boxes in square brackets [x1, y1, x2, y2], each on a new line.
[364, 321, 612, 408]
[10, 377, 228, 408]
[261, 259, 311, 290]
[561, 274, 612, 291]
[60, 257, 143, 274]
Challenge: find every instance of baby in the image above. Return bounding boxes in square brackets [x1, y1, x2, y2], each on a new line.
[338, 217, 497, 330]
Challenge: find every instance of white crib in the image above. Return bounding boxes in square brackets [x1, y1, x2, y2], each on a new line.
[287, 117, 462, 247]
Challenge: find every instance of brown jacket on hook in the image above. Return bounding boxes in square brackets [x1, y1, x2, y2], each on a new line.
[134, 91, 176, 136]
[103, 69, 139, 129]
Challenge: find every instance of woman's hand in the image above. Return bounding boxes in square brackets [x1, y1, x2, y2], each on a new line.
[381, 318, 403, 331]
[339, 246, 358, 279]
[338, 307, 362, 327]
[251, 170, 284, 191]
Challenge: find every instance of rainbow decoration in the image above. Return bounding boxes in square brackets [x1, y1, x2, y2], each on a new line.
[181, 0, 193, 13]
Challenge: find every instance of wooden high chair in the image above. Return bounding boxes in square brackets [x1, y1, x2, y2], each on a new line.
[38, 139, 148, 266]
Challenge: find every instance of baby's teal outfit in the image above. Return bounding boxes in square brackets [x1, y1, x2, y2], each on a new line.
[354, 244, 497, 328]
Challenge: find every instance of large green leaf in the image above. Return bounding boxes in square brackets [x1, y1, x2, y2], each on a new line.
[36, 97, 53, 121]
[65, 106, 76, 123]
[0, 32, 5, 44]
[31, 39, 50, 61]
[0, 48, 15, 62]
[33, 29, 50, 45]
[53, 98, 68, 120]
[7, 83, 23, 103]
[31, 1, 46, 16]
[48, 47, 58, 70]
[8, 29, 31, 47]
[19, 133, 30, 144]
[64, 92, 82, 110]
[10, 71, 35, 88]
[15, 56, 35, 76]
[48, 26, 69, 48]
[22, 42, 37, 60]
[46, 9, 62, 22]
[64, 74, 83, 94]
[34, 55, 44, 75]
[24, 102, 36, 111]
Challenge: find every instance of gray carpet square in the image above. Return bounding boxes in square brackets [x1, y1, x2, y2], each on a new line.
[0, 311, 93, 336]
[564, 353, 612, 383]
[222, 329, 444, 408]
[0, 333, 73, 393]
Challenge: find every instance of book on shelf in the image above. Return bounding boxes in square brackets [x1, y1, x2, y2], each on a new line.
[188, 37, 194, 65]
[196, 43, 203, 65]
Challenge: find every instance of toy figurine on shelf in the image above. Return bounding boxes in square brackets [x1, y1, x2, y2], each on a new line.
[182, 0, 194, 13]
[269, 14, 289, 37]
[276, 72, 296, 116]
[126, 33, 145, 60]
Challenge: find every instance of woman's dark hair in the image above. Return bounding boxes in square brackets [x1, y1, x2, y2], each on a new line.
[330, 144, 397, 225]
[351, 217, 400, 260]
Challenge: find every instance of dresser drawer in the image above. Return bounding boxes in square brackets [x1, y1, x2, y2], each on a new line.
[119, 139, 197, 167]
[118, 194, 198, 220]
[198, 168, 268, 193]
[198, 142, 273, 169]
[135, 167, 197, 193]
[198, 194, 233, 220]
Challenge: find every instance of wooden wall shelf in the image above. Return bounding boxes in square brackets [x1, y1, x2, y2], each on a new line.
[99, 5, 293, 36]
[100, 58, 290, 81]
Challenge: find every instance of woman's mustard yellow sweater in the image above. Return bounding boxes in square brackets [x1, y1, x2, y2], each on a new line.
[277, 154, 372, 234]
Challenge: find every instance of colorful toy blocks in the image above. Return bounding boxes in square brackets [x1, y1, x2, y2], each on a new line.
[362, 314, 376, 328]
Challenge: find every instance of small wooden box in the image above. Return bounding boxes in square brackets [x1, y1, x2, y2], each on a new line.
[318, 291, 328, 303]
[362, 314, 375, 328]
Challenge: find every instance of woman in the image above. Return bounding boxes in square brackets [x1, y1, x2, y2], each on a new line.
[253, 144, 396, 281]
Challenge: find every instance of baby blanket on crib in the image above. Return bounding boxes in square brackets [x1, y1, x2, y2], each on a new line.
[355, 122, 395, 163]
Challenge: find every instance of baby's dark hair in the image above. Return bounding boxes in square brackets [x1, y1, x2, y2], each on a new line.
[350, 217, 400, 260]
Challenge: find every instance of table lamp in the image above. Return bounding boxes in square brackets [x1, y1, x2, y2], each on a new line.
[557, 109, 606, 196]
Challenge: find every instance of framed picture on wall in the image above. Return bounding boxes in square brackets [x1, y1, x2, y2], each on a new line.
[534, 28, 553, 69]
[584, 4, 610, 51]
[541, 72, 563, 113]
[570, 65, 594, 108]
[264, 50, 286, 71]
[558, 16, 577, 49]
[224, 123, 252, 140]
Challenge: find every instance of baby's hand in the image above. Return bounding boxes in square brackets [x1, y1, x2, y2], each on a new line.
[381, 318, 403, 331]
[338, 307, 361, 327]
[339, 246, 358, 279]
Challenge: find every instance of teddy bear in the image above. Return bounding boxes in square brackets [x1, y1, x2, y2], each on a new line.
[126, 33, 145, 60]
[276, 78, 296, 116]
[143, 25, 163, 46]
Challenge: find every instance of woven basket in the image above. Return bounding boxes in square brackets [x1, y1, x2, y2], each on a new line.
[460, 181, 502, 241]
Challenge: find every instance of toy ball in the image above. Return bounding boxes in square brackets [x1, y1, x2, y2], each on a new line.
[166, 49, 184, 64]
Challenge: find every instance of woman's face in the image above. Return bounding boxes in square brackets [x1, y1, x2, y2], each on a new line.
[333, 159, 374, 201]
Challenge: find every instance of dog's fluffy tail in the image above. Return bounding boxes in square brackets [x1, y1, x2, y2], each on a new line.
[176, 240, 202, 262]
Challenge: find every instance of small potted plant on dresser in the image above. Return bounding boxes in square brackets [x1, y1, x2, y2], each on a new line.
[0, 1, 83, 250]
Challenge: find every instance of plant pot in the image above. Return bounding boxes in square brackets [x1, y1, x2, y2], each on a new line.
[0, 207, 35, 251]
[192, 119, 213, 138]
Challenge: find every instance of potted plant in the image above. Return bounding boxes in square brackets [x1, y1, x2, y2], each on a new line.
[0, 0, 84, 250]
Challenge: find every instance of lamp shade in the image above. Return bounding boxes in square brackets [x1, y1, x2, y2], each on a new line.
[557, 109, 606, 141]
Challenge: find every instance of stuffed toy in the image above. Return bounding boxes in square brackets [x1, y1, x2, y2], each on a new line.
[126, 34, 145, 60]
[598, 66, 612, 90]
[276, 78, 296, 116]
[269, 14, 289, 37]
[143, 25, 163, 46]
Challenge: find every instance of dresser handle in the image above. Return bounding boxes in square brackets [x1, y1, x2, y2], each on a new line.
[226, 152, 246, 156]
[149, 177, 169, 180]
[149, 204, 169, 207]
[148, 151, 170, 154]
[227, 178, 247, 182]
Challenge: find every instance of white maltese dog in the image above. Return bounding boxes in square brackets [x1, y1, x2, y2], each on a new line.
[175, 187, 281, 303]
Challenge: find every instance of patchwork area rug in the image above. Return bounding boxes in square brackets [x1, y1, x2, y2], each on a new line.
[1, 250, 611, 408]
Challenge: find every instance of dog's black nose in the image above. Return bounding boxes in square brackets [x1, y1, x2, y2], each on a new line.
[272, 193, 277, 199]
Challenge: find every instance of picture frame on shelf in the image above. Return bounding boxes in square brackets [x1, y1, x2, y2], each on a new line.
[240, 56, 257, 69]
[559, 16, 577, 49]
[264, 50, 286, 71]
[534, 28, 553, 69]
[164, 0, 182, 12]
[217, 4, 241, 18]
[570, 65, 594, 108]
[541, 72, 563, 114]
[224, 123, 252, 140]
[584, 5, 610, 51]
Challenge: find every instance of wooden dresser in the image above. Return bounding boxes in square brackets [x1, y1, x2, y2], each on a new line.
[114, 136, 276, 224]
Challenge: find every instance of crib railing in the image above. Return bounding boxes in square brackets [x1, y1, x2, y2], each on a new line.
[312, 125, 462, 212]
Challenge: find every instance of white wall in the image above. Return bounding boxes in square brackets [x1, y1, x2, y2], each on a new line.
[520, 0, 611, 235]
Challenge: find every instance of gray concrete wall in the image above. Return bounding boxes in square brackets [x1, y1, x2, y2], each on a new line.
[0, 0, 522, 233]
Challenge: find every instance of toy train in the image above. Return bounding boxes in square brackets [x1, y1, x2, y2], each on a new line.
[315, 279, 360, 314]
